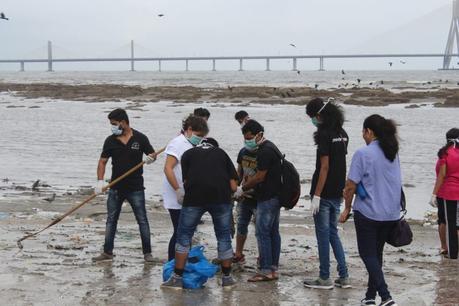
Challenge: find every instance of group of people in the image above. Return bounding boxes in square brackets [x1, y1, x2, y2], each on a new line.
[90, 100, 459, 306]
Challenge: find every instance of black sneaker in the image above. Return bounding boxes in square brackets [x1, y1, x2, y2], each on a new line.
[161, 274, 183, 290]
[380, 299, 398, 306]
[361, 298, 376, 306]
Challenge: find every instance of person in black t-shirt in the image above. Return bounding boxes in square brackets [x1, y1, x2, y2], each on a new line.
[161, 138, 239, 289]
[92, 108, 158, 263]
[232, 143, 258, 267]
[240, 120, 282, 282]
[303, 98, 350, 290]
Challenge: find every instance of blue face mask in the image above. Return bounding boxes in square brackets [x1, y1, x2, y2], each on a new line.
[187, 134, 203, 146]
[244, 138, 258, 151]
[111, 124, 123, 136]
[311, 117, 319, 127]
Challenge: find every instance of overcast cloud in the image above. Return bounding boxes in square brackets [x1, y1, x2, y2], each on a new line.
[0, 0, 454, 69]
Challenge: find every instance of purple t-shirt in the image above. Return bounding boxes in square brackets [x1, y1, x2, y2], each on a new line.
[348, 140, 401, 221]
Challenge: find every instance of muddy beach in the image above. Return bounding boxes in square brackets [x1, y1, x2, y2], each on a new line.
[0, 186, 458, 306]
[1, 72, 458, 305]
[1, 82, 459, 108]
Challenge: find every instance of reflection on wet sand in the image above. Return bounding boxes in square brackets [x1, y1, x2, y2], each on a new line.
[435, 258, 459, 305]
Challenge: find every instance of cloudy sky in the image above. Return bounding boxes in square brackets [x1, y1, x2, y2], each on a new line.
[0, 0, 454, 69]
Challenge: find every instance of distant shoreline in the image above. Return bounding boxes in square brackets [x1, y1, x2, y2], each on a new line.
[1, 82, 459, 107]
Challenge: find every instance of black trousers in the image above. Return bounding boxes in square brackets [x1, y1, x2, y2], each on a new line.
[354, 211, 397, 301]
[438, 198, 459, 259]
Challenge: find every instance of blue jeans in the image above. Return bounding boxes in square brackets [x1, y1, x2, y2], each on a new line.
[255, 197, 281, 274]
[104, 189, 152, 254]
[313, 198, 348, 279]
[176, 204, 233, 260]
[236, 201, 256, 236]
[354, 211, 396, 301]
[167, 209, 181, 261]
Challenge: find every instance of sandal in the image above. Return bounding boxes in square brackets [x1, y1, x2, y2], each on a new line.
[248, 273, 276, 282]
[439, 249, 448, 255]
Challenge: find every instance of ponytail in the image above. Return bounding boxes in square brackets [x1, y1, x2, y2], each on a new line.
[363, 114, 399, 162]
[438, 128, 459, 158]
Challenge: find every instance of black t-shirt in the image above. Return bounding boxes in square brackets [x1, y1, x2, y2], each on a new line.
[237, 148, 258, 207]
[310, 129, 348, 198]
[181, 145, 239, 206]
[255, 140, 282, 202]
[101, 129, 154, 192]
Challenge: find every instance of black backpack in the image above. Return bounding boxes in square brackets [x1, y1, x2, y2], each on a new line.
[266, 143, 301, 210]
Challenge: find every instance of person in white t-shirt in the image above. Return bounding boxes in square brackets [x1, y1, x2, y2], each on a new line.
[163, 115, 209, 261]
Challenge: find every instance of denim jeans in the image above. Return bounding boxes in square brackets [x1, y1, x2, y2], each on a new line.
[167, 209, 181, 261]
[313, 198, 348, 279]
[176, 204, 233, 260]
[354, 211, 397, 301]
[255, 197, 281, 274]
[236, 201, 257, 236]
[104, 189, 152, 254]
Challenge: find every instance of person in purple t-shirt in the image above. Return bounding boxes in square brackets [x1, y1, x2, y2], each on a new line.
[339, 114, 401, 306]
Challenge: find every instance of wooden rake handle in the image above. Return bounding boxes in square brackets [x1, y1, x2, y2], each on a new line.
[17, 147, 165, 249]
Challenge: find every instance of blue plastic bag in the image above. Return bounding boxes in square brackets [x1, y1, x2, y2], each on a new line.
[356, 182, 368, 200]
[163, 245, 218, 289]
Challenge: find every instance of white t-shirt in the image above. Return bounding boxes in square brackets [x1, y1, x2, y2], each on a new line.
[162, 134, 193, 210]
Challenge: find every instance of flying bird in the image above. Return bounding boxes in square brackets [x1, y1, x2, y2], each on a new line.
[0, 12, 9, 20]
[400, 60, 406, 64]
[289, 43, 296, 48]
[158, 14, 164, 17]
[388, 62, 393, 67]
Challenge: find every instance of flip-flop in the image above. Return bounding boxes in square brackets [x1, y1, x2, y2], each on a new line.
[440, 249, 448, 255]
[248, 273, 276, 282]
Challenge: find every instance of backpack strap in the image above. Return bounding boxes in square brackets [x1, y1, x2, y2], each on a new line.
[263, 141, 285, 162]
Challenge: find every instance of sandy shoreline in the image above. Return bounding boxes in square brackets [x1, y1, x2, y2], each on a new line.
[1, 82, 459, 107]
[1, 190, 458, 305]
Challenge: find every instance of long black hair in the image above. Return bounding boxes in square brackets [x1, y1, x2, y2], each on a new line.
[438, 128, 459, 158]
[306, 98, 344, 145]
[363, 114, 399, 162]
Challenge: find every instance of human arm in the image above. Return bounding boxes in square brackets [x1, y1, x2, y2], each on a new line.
[242, 170, 267, 191]
[339, 179, 357, 223]
[313, 155, 329, 198]
[95, 158, 108, 193]
[164, 155, 180, 190]
[430, 163, 446, 207]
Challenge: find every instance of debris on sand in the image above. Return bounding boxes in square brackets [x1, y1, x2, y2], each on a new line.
[32, 180, 40, 191]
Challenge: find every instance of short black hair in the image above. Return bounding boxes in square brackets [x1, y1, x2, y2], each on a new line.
[193, 107, 210, 119]
[108, 108, 129, 124]
[182, 115, 209, 135]
[202, 137, 219, 147]
[241, 119, 264, 135]
[235, 110, 249, 121]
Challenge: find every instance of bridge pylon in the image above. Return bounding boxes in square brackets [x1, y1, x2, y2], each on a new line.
[443, 0, 459, 69]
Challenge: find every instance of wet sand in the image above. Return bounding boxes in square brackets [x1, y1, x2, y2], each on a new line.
[1, 82, 459, 107]
[1, 190, 457, 306]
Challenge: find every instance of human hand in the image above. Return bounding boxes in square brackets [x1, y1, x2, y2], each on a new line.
[233, 186, 244, 199]
[175, 188, 185, 204]
[144, 153, 157, 165]
[339, 208, 352, 223]
[94, 180, 105, 194]
[429, 194, 438, 208]
[310, 196, 320, 215]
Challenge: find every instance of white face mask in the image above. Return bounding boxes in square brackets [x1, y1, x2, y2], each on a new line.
[111, 124, 123, 136]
